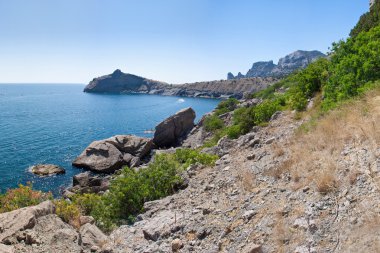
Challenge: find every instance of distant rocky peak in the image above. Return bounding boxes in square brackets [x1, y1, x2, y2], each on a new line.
[228, 50, 326, 79]
[112, 69, 123, 77]
[227, 72, 235, 80]
[277, 50, 325, 70]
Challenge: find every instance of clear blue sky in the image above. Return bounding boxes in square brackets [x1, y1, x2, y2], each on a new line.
[0, 0, 369, 84]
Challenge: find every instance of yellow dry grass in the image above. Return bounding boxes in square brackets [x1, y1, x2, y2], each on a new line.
[284, 89, 380, 193]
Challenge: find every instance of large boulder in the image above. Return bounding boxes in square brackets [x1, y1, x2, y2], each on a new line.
[30, 164, 65, 177]
[0, 201, 55, 244]
[79, 223, 108, 250]
[72, 141, 125, 173]
[12, 214, 83, 253]
[105, 135, 153, 158]
[153, 108, 196, 148]
[72, 135, 153, 173]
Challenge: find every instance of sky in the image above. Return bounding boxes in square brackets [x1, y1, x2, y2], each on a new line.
[0, 0, 369, 84]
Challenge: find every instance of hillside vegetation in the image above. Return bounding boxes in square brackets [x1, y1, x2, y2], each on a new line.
[202, 19, 380, 143]
[2, 5, 380, 252]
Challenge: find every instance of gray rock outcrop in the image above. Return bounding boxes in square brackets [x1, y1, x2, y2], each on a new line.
[228, 50, 326, 79]
[30, 164, 65, 177]
[153, 108, 196, 148]
[72, 141, 125, 173]
[72, 135, 153, 173]
[0, 201, 55, 244]
[79, 223, 108, 251]
[0, 201, 108, 253]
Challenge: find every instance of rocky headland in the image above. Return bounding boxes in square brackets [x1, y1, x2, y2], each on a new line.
[84, 70, 277, 99]
[83, 50, 324, 99]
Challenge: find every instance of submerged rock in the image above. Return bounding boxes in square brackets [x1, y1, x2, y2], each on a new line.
[30, 164, 65, 176]
[153, 107, 196, 148]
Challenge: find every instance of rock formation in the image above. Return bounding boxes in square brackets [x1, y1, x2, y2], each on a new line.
[84, 70, 278, 99]
[84, 69, 168, 93]
[228, 50, 326, 79]
[153, 107, 196, 148]
[63, 172, 110, 197]
[30, 164, 65, 176]
[0, 201, 108, 253]
[0, 201, 55, 244]
[72, 135, 153, 173]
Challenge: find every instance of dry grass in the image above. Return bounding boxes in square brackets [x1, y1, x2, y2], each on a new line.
[273, 143, 286, 157]
[237, 166, 256, 192]
[284, 88, 380, 193]
[314, 168, 338, 194]
[267, 159, 293, 180]
[273, 214, 290, 253]
[348, 169, 361, 185]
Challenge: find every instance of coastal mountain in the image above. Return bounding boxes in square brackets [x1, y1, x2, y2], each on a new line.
[227, 50, 326, 79]
[83, 69, 168, 93]
[84, 50, 325, 98]
[84, 70, 278, 99]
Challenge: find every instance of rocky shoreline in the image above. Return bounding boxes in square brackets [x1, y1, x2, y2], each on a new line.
[84, 69, 277, 99]
[83, 50, 325, 99]
[2, 92, 380, 252]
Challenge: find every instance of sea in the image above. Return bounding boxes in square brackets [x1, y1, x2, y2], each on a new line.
[0, 84, 219, 195]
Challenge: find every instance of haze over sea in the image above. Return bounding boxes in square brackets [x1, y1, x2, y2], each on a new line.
[0, 84, 219, 195]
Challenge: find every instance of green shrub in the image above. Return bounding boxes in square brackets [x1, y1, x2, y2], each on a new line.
[80, 149, 218, 231]
[226, 125, 242, 139]
[0, 183, 52, 213]
[253, 99, 281, 125]
[54, 199, 81, 228]
[174, 148, 218, 168]
[203, 115, 224, 132]
[232, 107, 256, 134]
[323, 25, 380, 110]
[71, 193, 102, 214]
[215, 98, 239, 115]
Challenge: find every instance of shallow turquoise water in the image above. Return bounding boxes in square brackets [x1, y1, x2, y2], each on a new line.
[0, 84, 219, 194]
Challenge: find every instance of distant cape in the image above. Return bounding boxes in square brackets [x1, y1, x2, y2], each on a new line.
[84, 70, 277, 99]
[84, 50, 325, 99]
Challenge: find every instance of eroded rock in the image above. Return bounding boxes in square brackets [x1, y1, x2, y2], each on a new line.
[79, 223, 108, 250]
[73, 135, 153, 173]
[153, 108, 196, 148]
[0, 201, 55, 244]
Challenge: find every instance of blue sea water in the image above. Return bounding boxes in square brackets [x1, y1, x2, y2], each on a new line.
[0, 84, 219, 195]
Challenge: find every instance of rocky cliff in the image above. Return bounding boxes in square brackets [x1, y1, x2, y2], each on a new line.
[83, 69, 168, 93]
[228, 50, 326, 79]
[84, 70, 278, 99]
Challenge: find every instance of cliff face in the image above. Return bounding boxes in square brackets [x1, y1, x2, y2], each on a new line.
[228, 50, 326, 79]
[84, 70, 278, 99]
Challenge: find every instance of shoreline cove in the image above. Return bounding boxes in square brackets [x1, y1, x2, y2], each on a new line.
[0, 84, 219, 195]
